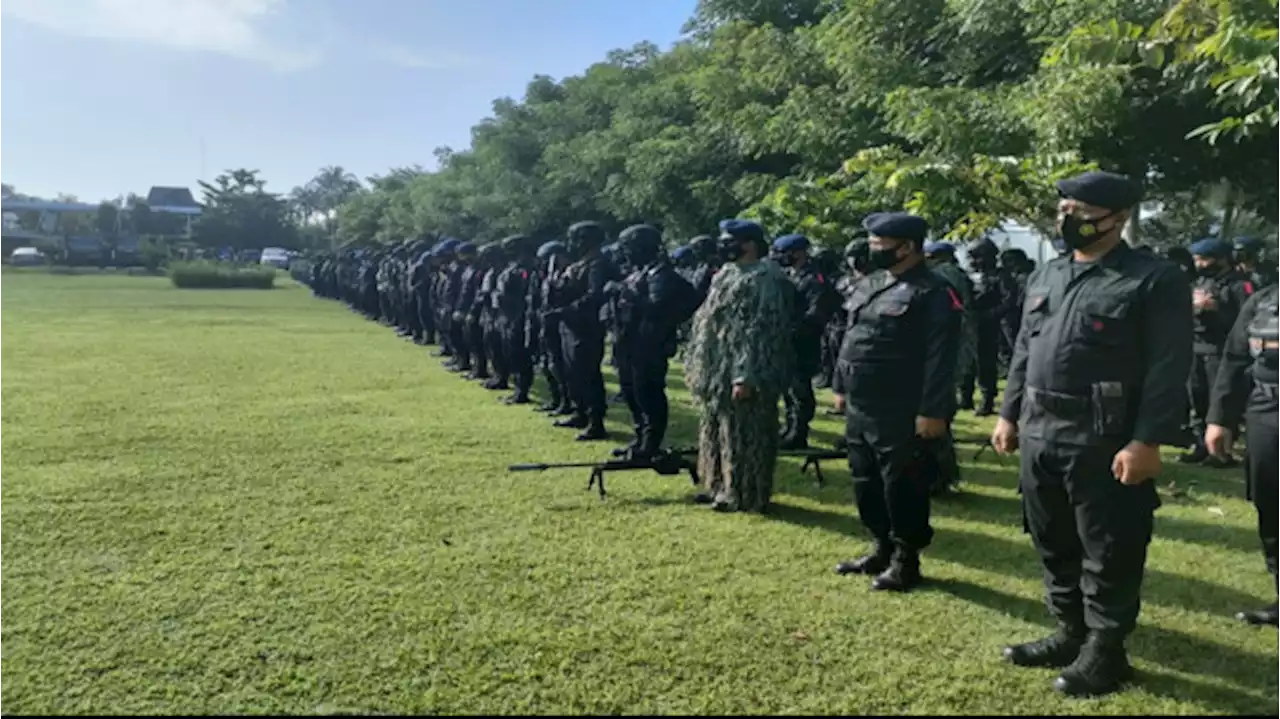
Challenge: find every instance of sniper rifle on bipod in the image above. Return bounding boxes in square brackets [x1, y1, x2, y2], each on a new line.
[788, 448, 847, 486]
[508, 447, 700, 499]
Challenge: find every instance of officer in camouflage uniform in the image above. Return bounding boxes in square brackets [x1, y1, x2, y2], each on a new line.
[685, 219, 796, 513]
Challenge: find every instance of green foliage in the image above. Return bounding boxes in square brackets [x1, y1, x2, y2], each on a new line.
[193, 170, 298, 252]
[167, 260, 276, 289]
[138, 236, 171, 272]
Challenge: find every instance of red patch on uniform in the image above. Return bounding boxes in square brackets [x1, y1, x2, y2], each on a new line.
[521, 271, 528, 280]
[816, 273, 825, 284]
[946, 287, 963, 310]
[1244, 281, 1255, 295]
[1092, 320, 1105, 331]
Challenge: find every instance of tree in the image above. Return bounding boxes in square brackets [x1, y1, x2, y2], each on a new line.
[192, 169, 298, 251]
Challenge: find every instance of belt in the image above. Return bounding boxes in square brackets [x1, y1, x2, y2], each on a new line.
[1027, 386, 1091, 418]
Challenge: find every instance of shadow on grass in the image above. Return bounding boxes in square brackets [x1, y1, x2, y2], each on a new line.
[764, 502, 1271, 620]
[926, 577, 1277, 712]
[937, 487, 1263, 556]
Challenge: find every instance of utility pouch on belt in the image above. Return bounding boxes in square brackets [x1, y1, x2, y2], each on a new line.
[1091, 381, 1127, 437]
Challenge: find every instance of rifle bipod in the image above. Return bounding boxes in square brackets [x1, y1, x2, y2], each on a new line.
[789, 448, 847, 487]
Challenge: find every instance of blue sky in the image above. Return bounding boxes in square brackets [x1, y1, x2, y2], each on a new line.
[1, 0, 696, 203]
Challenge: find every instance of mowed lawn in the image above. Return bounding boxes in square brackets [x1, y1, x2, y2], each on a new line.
[2, 271, 1276, 716]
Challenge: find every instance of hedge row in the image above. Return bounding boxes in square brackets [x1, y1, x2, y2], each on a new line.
[168, 261, 276, 289]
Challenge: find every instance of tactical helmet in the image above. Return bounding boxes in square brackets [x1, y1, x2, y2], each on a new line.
[567, 221, 607, 254]
[618, 224, 663, 266]
[537, 241, 567, 259]
[501, 234, 533, 256]
[689, 235, 717, 260]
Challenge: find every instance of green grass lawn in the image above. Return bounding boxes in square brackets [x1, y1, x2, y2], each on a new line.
[2, 271, 1276, 715]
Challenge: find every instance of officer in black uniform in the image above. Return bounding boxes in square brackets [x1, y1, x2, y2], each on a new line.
[831, 212, 962, 592]
[688, 234, 721, 304]
[496, 234, 536, 404]
[1182, 237, 1254, 467]
[608, 224, 700, 458]
[431, 239, 460, 358]
[992, 170, 1193, 698]
[773, 234, 837, 449]
[532, 241, 573, 415]
[1234, 236, 1277, 290]
[443, 242, 476, 371]
[960, 238, 1011, 416]
[545, 221, 618, 441]
[1206, 283, 1279, 626]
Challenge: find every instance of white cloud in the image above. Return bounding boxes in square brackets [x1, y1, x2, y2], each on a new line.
[372, 44, 473, 71]
[1, 0, 321, 72]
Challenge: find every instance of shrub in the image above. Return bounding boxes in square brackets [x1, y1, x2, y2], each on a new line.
[168, 261, 276, 289]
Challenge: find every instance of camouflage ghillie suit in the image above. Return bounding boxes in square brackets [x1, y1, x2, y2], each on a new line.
[684, 260, 796, 512]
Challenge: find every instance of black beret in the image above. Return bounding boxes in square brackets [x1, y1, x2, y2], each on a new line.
[1055, 171, 1143, 211]
[862, 212, 928, 243]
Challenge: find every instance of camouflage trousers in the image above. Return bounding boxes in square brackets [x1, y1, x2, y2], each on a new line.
[697, 392, 780, 513]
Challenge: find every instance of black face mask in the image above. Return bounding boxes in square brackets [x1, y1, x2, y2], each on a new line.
[1060, 212, 1115, 251]
[868, 243, 903, 271]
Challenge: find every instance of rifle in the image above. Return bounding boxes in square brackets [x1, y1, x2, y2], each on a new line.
[508, 447, 700, 499]
[788, 448, 847, 486]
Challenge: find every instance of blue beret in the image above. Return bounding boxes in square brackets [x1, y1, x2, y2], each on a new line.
[862, 212, 928, 242]
[671, 246, 694, 260]
[1189, 237, 1231, 258]
[923, 241, 955, 255]
[772, 234, 810, 252]
[1055, 171, 1143, 211]
[718, 219, 765, 242]
[455, 242, 477, 255]
[1234, 236, 1264, 251]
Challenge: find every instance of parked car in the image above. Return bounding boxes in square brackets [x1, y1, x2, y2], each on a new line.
[260, 247, 292, 269]
[9, 246, 46, 266]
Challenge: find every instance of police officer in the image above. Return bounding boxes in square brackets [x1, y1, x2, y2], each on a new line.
[961, 238, 1012, 416]
[1234, 236, 1277, 290]
[443, 242, 475, 371]
[688, 234, 721, 303]
[925, 241, 976, 495]
[532, 241, 574, 415]
[1181, 237, 1253, 467]
[608, 224, 700, 458]
[832, 212, 962, 592]
[992, 170, 1193, 697]
[496, 234, 536, 404]
[545, 221, 618, 441]
[1206, 283, 1279, 626]
[773, 234, 836, 449]
[824, 238, 871, 424]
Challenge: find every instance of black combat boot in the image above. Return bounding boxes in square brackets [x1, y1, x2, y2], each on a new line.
[552, 402, 576, 417]
[554, 414, 589, 429]
[1179, 443, 1208, 464]
[958, 394, 974, 411]
[503, 393, 530, 405]
[1235, 601, 1279, 626]
[535, 401, 558, 413]
[835, 542, 892, 576]
[612, 438, 640, 458]
[778, 428, 809, 451]
[1051, 632, 1134, 697]
[1002, 622, 1086, 668]
[975, 394, 995, 417]
[1202, 454, 1239, 469]
[576, 418, 608, 442]
[872, 547, 922, 592]
[483, 377, 509, 391]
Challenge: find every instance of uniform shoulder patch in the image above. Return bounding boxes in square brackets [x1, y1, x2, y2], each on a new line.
[1245, 281, 1255, 295]
[945, 287, 963, 310]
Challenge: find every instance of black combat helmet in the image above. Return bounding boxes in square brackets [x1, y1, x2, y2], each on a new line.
[618, 224, 663, 267]
[567, 221, 607, 255]
[689, 235, 717, 261]
[501, 234, 533, 258]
